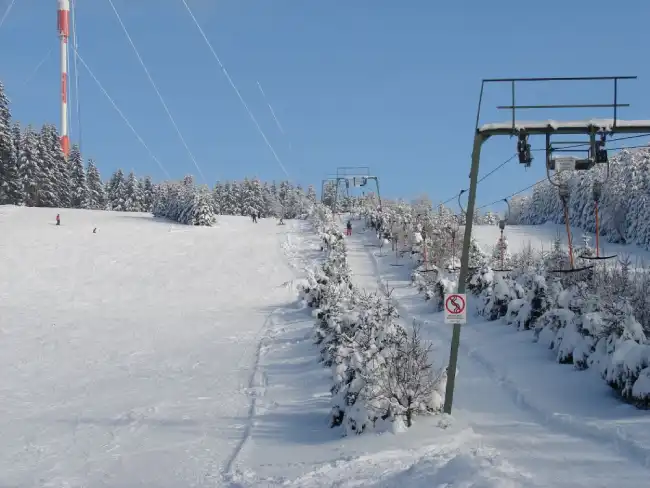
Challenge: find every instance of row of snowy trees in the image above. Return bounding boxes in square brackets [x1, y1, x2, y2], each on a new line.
[0, 80, 155, 212]
[353, 197, 650, 408]
[153, 175, 318, 226]
[465, 247, 650, 408]
[213, 178, 316, 219]
[299, 204, 446, 433]
[0, 80, 321, 223]
[509, 147, 650, 249]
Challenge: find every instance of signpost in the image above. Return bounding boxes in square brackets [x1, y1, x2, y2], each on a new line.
[444, 293, 467, 325]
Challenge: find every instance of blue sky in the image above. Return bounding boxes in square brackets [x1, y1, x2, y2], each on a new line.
[1, 0, 649, 210]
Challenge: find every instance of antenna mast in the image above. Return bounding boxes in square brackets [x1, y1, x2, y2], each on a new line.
[57, 0, 70, 159]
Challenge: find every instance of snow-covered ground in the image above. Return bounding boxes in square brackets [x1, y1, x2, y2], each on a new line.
[4, 205, 650, 487]
[0, 207, 304, 487]
[472, 222, 650, 264]
[339, 217, 650, 487]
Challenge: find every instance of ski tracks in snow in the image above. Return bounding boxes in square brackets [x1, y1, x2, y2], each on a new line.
[223, 307, 278, 479]
[222, 221, 315, 485]
[346, 223, 650, 483]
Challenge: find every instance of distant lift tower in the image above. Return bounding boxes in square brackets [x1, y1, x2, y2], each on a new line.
[332, 166, 382, 211]
[57, 0, 70, 158]
[444, 75, 650, 415]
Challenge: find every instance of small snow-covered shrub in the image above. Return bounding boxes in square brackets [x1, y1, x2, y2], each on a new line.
[354, 194, 650, 409]
[478, 273, 521, 321]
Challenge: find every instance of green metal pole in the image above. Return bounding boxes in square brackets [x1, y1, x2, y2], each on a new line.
[443, 132, 486, 414]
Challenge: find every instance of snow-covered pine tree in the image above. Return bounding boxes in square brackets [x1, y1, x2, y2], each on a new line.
[43, 124, 71, 208]
[248, 177, 265, 217]
[0, 122, 23, 205]
[140, 176, 154, 212]
[124, 171, 143, 212]
[322, 180, 337, 210]
[35, 125, 60, 207]
[179, 184, 216, 226]
[0, 81, 15, 204]
[107, 169, 127, 211]
[68, 144, 88, 208]
[212, 181, 223, 214]
[220, 181, 237, 215]
[20, 126, 40, 206]
[306, 184, 317, 204]
[86, 159, 106, 209]
[11, 121, 20, 165]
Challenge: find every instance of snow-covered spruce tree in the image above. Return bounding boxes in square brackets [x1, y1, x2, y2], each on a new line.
[322, 180, 337, 210]
[363, 322, 445, 428]
[0, 81, 17, 204]
[85, 159, 106, 209]
[124, 171, 144, 212]
[219, 181, 238, 215]
[212, 181, 224, 215]
[141, 176, 154, 212]
[491, 234, 512, 270]
[35, 125, 60, 207]
[306, 184, 317, 205]
[106, 169, 127, 211]
[0, 125, 23, 205]
[68, 144, 88, 208]
[41, 124, 71, 208]
[179, 184, 216, 226]
[20, 125, 40, 207]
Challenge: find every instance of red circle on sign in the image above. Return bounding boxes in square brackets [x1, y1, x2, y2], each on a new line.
[445, 294, 466, 314]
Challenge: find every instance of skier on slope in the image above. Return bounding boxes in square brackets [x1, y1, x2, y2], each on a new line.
[346, 219, 352, 236]
[56, 214, 60, 226]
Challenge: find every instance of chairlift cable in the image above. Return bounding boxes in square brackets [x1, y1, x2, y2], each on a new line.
[107, 0, 207, 183]
[437, 153, 517, 207]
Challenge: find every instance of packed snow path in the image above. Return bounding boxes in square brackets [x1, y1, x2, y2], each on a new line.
[341, 217, 650, 488]
[0, 207, 300, 487]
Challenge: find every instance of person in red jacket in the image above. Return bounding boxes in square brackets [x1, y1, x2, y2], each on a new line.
[56, 214, 60, 226]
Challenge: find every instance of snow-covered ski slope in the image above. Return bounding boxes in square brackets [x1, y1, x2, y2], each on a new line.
[472, 222, 650, 262]
[0, 206, 312, 486]
[4, 205, 650, 487]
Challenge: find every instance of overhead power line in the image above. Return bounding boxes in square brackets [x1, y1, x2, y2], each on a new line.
[73, 48, 171, 179]
[179, 0, 290, 179]
[20, 47, 53, 87]
[0, 0, 16, 30]
[107, 0, 207, 183]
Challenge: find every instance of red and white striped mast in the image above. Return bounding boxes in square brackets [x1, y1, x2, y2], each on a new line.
[57, 0, 70, 159]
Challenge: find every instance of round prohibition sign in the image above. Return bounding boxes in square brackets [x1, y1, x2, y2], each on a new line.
[445, 294, 466, 315]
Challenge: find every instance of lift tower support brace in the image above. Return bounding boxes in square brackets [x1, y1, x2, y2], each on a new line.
[444, 75, 650, 415]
